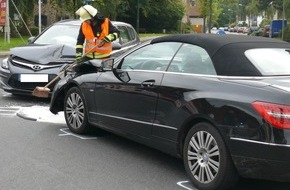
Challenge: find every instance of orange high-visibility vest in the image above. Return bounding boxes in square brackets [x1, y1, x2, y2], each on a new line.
[81, 18, 112, 56]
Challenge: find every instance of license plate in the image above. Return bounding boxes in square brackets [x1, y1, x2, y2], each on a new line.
[19, 74, 48, 82]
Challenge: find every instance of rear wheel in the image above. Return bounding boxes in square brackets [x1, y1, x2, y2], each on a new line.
[64, 87, 90, 134]
[183, 122, 239, 190]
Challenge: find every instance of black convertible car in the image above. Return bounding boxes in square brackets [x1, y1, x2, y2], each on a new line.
[50, 33, 290, 190]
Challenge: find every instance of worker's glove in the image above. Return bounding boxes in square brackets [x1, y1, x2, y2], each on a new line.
[76, 52, 83, 63]
[101, 33, 118, 44]
[101, 35, 112, 44]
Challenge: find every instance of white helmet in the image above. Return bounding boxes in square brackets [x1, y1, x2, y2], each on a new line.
[75, 5, 98, 22]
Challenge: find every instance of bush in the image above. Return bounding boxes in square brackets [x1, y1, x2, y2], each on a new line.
[259, 19, 270, 28]
[29, 27, 40, 36]
[181, 21, 195, 33]
[249, 29, 263, 36]
[283, 26, 290, 42]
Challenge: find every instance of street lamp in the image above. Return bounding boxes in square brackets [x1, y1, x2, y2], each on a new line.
[228, 9, 234, 26]
[237, 4, 243, 23]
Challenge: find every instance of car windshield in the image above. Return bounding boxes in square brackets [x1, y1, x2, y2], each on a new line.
[245, 48, 290, 76]
[33, 24, 79, 47]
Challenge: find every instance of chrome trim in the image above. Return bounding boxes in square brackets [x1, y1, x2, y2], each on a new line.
[152, 123, 177, 130]
[91, 112, 178, 130]
[121, 69, 290, 80]
[12, 60, 62, 70]
[231, 137, 290, 147]
[32, 65, 42, 70]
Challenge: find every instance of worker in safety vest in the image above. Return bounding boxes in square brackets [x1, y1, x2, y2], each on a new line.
[75, 5, 120, 61]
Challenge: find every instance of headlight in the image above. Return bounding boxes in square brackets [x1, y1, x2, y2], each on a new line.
[1, 57, 9, 69]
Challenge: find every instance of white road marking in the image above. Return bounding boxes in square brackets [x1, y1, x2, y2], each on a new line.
[177, 181, 197, 190]
[59, 128, 97, 140]
[0, 106, 21, 116]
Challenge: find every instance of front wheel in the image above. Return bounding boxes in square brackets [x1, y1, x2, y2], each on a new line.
[64, 87, 90, 134]
[183, 122, 239, 190]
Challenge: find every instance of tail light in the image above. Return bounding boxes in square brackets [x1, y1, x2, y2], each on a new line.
[252, 101, 290, 130]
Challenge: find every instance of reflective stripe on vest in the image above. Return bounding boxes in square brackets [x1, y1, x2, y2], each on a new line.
[81, 18, 112, 55]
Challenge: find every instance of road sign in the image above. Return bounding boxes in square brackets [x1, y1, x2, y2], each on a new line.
[0, 0, 7, 26]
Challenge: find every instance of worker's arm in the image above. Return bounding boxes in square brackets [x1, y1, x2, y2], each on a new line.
[75, 24, 85, 61]
[102, 19, 120, 43]
[108, 20, 120, 40]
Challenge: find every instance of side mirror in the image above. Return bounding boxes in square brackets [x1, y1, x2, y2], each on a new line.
[28, 36, 36, 44]
[88, 59, 102, 68]
[101, 58, 114, 71]
[112, 41, 122, 50]
[88, 58, 113, 71]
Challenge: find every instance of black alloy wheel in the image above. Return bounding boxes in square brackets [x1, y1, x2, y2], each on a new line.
[183, 122, 239, 190]
[64, 87, 90, 134]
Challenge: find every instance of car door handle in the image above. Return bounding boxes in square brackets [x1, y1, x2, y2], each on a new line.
[141, 80, 155, 87]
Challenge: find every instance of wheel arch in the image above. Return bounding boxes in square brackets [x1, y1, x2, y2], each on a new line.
[50, 81, 79, 113]
[177, 116, 222, 158]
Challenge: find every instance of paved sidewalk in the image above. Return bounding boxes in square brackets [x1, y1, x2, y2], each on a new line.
[0, 51, 10, 58]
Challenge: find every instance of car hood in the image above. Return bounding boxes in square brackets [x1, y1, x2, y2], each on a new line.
[10, 44, 75, 65]
[222, 77, 290, 92]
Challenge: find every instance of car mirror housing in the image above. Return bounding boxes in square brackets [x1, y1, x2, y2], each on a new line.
[112, 41, 122, 50]
[88, 58, 113, 72]
[101, 58, 114, 71]
[28, 36, 36, 44]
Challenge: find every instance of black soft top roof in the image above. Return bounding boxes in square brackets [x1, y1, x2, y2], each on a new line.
[151, 33, 290, 57]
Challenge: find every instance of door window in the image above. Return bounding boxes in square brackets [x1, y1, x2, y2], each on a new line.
[169, 43, 216, 75]
[117, 26, 131, 44]
[121, 42, 182, 71]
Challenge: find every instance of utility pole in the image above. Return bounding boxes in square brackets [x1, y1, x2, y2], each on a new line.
[208, 0, 212, 33]
[5, 0, 10, 44]
[136, 0, 140, 34]
[38, 0, 41, 34]
[282, 0, 285, 40]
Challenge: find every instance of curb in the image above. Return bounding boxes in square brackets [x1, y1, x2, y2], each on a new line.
[0, 51, 10, 58]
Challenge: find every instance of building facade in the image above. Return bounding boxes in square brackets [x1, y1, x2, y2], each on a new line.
[182, 0, 203, 33]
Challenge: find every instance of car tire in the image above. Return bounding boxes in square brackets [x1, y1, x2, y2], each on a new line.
[64, 87, 90, 134]
[183, 122, 239, 190]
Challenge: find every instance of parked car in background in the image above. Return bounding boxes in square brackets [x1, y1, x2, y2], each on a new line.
[237, 26, 245, 33]
[0, 19, 140, 96]
[233, 25, 239, 32]
[247, 26, 259, 35]
[50, 33, 290, 190]
[228, 27, 234, 32]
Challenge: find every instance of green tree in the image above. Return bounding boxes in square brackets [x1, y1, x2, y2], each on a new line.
[9, 0, 185, 34]
[9, 0, 37, 35]
[245, 0, 259, 26]
[197, 0, 237, 32]
[116, 0, 184, 33]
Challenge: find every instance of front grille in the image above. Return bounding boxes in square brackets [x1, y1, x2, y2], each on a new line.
[10, 56, 67, 71]
[8, 74, 59, 90]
